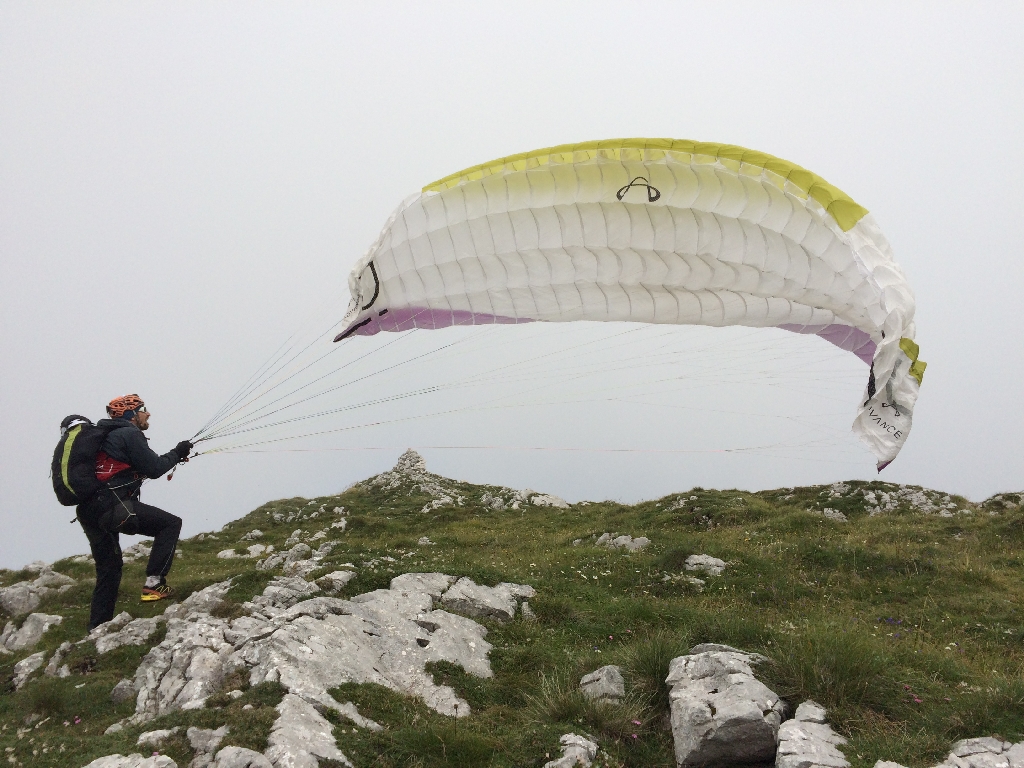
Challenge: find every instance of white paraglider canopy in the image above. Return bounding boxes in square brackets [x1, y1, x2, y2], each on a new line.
[335, 138, 926, 469]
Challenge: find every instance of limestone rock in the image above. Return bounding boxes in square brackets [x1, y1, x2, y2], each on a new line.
[35, 567, 75, 588]
[580, 665, 625, 703]
[666, 648, 784, 767]
[186, 725, 230, 768]
[684, 554, 727, 576]
[440, 577, 534, 622]
[81, 756, 177, 768]
[133, 615, 234, 719]
[241, 530, 264, 541]
[872, 762, 908, 768]
[137, 726, 181, 747]
[689, 643, 769, 663]
[532, 493, 570, 509]
[794, 700, 828, 724]
[365, 450, 466, 512]
[218, 545, 269, 559]
[595, 533, 650, 551]
[96, 617, 164, 654]
[210, 747, 272, 768]
[776, 701, 849, 768]
[123, 542, 153, 563]
[0, 582, 45, 616]
[123, 572, 515, 729]
[256, 552, 287, 572]
[45, 641, 72, 677]
[264, 693, 352, 768]
[417, 536, 433, 545]
[543, 733, 599, 768]
[111, 678, 136, 703]
[247, 576, 320, 612]
[3, 612, 63, 651]
[281, 544, 320, 578]
[235, 575, 494, 718]
[163, 581, 232, 621]
[390, 572, 454, 599]
[610, 535, 650, 552]
[89, 611, 134, 638]
[316, 571, 358, 594]
[928, 737, 1024, 768]
[818, 508, 848, 523]
[13, 650, 46, 689]
[284, 543, 312, 564]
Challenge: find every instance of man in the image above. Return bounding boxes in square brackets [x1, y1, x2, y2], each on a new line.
[77, 394, 193, 629]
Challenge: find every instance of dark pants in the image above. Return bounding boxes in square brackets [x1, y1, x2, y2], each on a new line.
[77, 495, 182, 629]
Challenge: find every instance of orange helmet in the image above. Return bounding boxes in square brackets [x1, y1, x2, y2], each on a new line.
[107, 394, 145, 418]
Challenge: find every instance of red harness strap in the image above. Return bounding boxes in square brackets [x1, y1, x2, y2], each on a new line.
[95, 451, 132, 483]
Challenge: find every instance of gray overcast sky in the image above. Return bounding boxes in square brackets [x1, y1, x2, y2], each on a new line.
[2, 3, 1022, 569]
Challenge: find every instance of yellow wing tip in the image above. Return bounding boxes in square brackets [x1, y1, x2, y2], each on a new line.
[422, 138, 868, 231]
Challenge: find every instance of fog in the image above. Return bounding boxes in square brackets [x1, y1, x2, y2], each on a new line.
[1, 3, 1021, 568]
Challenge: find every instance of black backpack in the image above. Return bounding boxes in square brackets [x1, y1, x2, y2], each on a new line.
[51, 415, 117, 506]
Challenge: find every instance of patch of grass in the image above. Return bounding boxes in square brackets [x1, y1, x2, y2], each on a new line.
[621, 630, 690, 712]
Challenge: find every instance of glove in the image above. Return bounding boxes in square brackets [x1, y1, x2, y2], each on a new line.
[174, 440, 194, 461]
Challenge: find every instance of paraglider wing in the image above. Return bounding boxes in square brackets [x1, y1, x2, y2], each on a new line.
[336, 138, 925, 469]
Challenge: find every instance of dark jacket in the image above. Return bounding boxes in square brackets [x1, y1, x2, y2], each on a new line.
[96, 419, 183, 496]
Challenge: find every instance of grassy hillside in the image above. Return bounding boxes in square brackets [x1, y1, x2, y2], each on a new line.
[1, 466, 1022, 768]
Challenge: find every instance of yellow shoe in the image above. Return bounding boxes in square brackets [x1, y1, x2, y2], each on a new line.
[141, 583, 174, 602]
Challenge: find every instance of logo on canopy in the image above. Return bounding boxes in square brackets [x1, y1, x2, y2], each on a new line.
[616, 177, 661, 203]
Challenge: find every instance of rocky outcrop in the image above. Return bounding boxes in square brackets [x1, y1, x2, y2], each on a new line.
[926, 737, 1024, 768]
[315, 570, 357, 594]
[120, 570, 530, 728]
[122, 541, 153, 563]
[245, 576, 320, 613]
[133, 614, 234, 719]
[532, 493, 570, 509]
[579, 665, 624, 703]
[209, 747, 271, 768]
[390, 572, 454, 599]
[186, 725, 229, 768]
[217, 545, 272, 560]
[236, 580, 493, 718]
[45, 641, 72, 677]
[12, 650, 46, 689]
[776, 700, 849, 768]
[684, 555, 727, 577]
[264, 693, 352, 768]
[594, 533, 651, 552]
[1, 612, 63, 651]
[256, 542, 334, 578]
[137, 726, 180, 747]
[163, 581, 233, 620]
[94, 616, 164, 654]
[0, 566, 75, 616]
[543, 733, 599, 768]
[439, 577, 535, 622]
[666, 647, 784, 767]
[82, 756, 177, 768]
[872, 737, 1024, 768]
[366, 449, 466, 513]
[111, 678, 136, 703]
